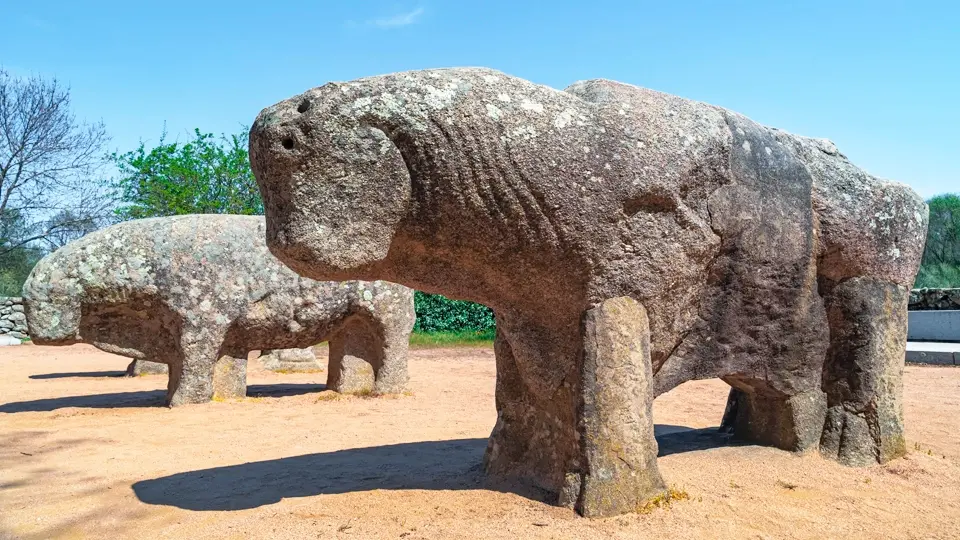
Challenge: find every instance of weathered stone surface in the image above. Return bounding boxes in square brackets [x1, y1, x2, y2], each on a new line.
[568, 297, 666, 517]
[249, 67, 927, 515]
[260, 347, 323, 372]
[23, 215, 415, 406]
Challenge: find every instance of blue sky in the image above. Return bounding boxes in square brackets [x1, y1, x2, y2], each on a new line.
[3, 1, 957, 197]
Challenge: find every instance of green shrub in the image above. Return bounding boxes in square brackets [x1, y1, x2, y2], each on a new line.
[413, 291, 495, 334]
[915, 263, 960, 288]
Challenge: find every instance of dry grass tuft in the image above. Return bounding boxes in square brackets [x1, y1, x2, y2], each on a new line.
[638, 487, 690, 514]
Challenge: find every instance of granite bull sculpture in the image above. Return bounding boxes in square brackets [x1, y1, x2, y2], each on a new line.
[249, 68, 927, 516]
[23, 214, 415, 406]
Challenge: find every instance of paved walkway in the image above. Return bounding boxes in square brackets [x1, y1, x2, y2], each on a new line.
[906, 341, 960, 365]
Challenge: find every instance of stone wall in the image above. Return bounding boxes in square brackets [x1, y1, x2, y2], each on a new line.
[0, 297, 28, 340]
[909, 289, 960, 311]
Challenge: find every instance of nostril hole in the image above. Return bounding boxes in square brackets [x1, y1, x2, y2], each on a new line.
[281, 138, 295, 150]
[297, 99, 311, 113]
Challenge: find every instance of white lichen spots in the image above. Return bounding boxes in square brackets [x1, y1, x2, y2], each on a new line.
[888, 246, 901, 259]
[199, 299, 212, 312]
[604, 163, 612, 170]
[618, 109, 626, 116]
[215, 314, 229, 325]
[482, 74, 500, 83]
[485, 103, 503, 120]
[742, 140, 752, 152]
[666, 109, 677, 117]
[497, 93, 512, 103]
[590, 176, 604, 184]
[423, 85, 457, 110]
[352, 96, 373, 110]
[637, 141, 646, 149]
[363, 290, 373, 301]
[736, 127, 746, 136]
[520, 99, 544, 114]
[915, 211, 925, 224]
[765, 146, 772, 155]
[554, 108, 576, 129]
[509, 125, 538, 141]
[583, 146, 591, 154]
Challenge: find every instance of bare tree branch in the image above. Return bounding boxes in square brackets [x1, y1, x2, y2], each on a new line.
[0, 67, 111, 256]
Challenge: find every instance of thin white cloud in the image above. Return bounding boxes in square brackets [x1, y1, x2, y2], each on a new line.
[21, 15, 56, 31]
[369, 7, 424, 28]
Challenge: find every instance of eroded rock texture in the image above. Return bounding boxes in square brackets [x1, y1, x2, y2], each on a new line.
[23, 215, 415, 405]
[249, 68, 928, 515]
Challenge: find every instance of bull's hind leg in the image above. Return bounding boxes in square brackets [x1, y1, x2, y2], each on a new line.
[126, 359, 169, 376]
[327, 316, 378, 394]
[371, 310, 412, 394]
[212, 348, 248, 401]
[719, 385, 826, 453]
[819, 277, 909, 465]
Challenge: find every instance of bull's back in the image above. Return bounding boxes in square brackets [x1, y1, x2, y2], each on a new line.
[780, 134, 928, 286]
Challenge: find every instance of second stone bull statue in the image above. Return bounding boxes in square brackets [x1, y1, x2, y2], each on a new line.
[249, 68, 928, 516]
[23, 214, 415, 406]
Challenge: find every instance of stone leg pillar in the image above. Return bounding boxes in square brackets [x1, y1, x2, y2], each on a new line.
[212, 351, 248, 401]
[327, 317, 377, 394]
[564, 296, 667, 517]
[126, 359, 169, 376]
[261, 347, 323, 372]
[820, 277, 908, 466]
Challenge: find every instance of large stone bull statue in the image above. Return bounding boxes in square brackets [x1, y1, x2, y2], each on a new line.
[23, 215, 415, 406]
[248, 68, 927, 516]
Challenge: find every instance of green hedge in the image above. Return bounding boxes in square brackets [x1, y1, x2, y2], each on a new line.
[413, 291, 495, 334]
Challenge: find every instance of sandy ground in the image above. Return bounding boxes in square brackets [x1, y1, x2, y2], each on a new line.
[1, 344, 958, 540]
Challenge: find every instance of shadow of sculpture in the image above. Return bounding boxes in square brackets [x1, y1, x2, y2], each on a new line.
[29, 371, 128, 380]
[0, 384, 329, 413]
[654, 424, 739, 457]
[133, 439, 492, 511]
[133, 426, 738, 511]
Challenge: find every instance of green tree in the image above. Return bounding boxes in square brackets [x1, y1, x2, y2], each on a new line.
[112, 127, 497, 338]
[0, 209, 43, 296]
[111, 128, 262, 219]
[916, 193, 960, 288]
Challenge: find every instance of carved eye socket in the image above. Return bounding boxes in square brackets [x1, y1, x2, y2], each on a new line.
[281, 138, 295, 150]
[297, 99, 311, 113]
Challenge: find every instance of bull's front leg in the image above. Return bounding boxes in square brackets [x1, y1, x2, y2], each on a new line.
[484, 298, 666, 517]
[166, 325, 233, 406]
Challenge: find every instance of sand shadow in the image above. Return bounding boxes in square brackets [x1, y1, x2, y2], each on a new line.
[0, 391, 167, 412]
[0, 383, 331, 413]
[29, 371, 128, 380]
[246, 383, 327, 397]
[134, 426, 738, 511]
[133, 439, 494, 511]
[655, 424, 738, 457]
